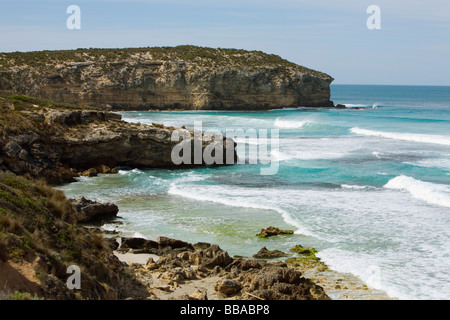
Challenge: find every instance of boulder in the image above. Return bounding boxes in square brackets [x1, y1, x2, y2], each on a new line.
[157, 236, 195, 251]
[246, 266, 329, 300]
[70, 196, 119, 223]
[256, 226, 294, 238]
[199, 244, 233, 269]
[214, 279, 242, 296]
[3, 141, 22, 158]
[253, 247, 289, 259]
[188, 289, 208, 300]
[120, 237, 158, 251]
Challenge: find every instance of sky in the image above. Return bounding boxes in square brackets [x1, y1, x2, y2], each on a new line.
[0, 0, 449, 85]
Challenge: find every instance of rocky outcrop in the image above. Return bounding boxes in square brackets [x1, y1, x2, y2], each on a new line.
[0, 95, 236, 183]
[0, 46, 334, 110]
[70, 196, 119, 223]
[253, 247, 289, 259]
[0, 171, 148, 300]
[120, 236, 330, 300]
[256, 226, 294, 238]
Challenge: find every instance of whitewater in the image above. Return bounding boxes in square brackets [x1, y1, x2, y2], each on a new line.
[61, 85, 450, 300]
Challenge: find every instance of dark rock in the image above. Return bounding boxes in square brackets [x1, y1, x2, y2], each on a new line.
[104, 238, 120, 250]
[246, 266, 329, 300]
[80, 168, 98, 177]
[188, 289, 208, 300]
[157, 236, 195, 251]
[193, 242, 212, 250]
[121, 237, 158, 251]
[229, 259, 265, 271]
[3, 141, 22, 158]
[0, 92, 236, 184]
[256, 226, 294, 238]
[70, 196, 119, 223]
[199, 244, 233, 269]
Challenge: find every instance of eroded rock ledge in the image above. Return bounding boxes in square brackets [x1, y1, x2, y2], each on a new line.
[0, 97, 236, 183]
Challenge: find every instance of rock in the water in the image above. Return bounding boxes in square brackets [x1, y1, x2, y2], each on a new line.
[256, 226, 294, 238]
[253, 247, 289, 259]
[70, 196, 119, 223]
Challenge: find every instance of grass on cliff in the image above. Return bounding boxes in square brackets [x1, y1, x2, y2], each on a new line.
[0, 90, 83, 137]
[0, 45, 328, 77]
[0, 171, 129, 299]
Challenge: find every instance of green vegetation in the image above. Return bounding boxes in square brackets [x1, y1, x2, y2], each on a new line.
[0, 90, 84, 137]
[286, 245, 328, 271]
[9, 291, 43, 300]
[0, 171, 127, 299]
[0, 45, 326, 76]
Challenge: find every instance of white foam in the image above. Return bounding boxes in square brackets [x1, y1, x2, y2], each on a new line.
[168, 184, 315, 237]
[341, 184, 375, 190]
[272, 137, 358, 161]
[384, 175, 450, 208]
[344, 103, 368, 108]
[274, 118, 312, 129]
[351, 127, 450, 146]
[317, 248, 407, 299]
[171, 171, 210, 184]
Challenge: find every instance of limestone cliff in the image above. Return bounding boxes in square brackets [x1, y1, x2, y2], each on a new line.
[0, 46, 334, 110]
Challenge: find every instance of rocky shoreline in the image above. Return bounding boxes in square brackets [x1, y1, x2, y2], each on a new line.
[87, 221, 390, 300]
[0, 92, 237, 184]
[108, 232, 391, 300]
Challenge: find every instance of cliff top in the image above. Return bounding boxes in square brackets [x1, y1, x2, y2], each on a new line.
[0, 45, 331, 79]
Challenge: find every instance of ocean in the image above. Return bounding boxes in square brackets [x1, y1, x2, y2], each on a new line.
[60, 84, 450, 300]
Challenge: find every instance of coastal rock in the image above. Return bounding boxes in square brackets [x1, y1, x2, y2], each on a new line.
[0, 99, 237, 183]
[256, 226, 294, 238]
[157, 236, 195, 252]
[214, 279, 242, 296]
[70, 196, 119, 223]
[246, 267, 330, 300]
[0, 46, 334, 110]
[126, 236, 330, 300]
[199, 244, 233, 269]
[120, 237, 159, 252]
[188, 289, 208, 300]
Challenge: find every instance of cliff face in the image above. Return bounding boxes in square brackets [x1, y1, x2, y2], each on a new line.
[0, 46, 334, 110]
[0, 93, 236, 184]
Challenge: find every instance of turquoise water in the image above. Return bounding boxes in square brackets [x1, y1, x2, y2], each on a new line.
[61, 85, 450, 299]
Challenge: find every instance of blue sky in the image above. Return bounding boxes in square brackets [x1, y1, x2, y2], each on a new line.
[1, 0, 449, 85]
